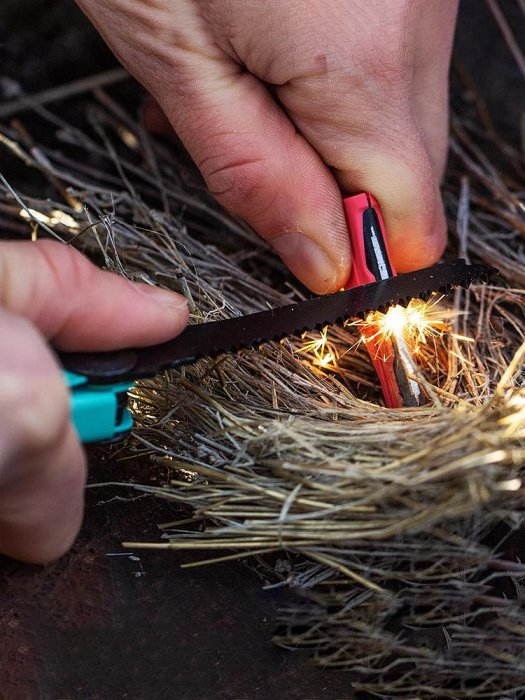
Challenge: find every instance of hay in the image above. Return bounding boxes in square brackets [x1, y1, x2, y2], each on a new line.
[1, 53, 525, 700]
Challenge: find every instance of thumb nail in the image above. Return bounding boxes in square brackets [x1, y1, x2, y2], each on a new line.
[272, 232, 337, 294]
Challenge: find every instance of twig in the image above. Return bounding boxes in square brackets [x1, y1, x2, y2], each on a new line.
[0, 67, 129, 120]
[486, 0, 525, 79]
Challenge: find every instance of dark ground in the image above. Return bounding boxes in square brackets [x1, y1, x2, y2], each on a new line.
[2, 464, 351, 700]
[0, 2, 524, 699]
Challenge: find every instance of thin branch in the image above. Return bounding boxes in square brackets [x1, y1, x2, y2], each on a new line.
[0, 67, 129, 120]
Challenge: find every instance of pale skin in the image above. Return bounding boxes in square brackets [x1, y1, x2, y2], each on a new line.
[1, 0, 458, 563]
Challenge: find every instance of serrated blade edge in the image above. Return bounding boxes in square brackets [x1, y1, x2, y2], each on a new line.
[60, 260, 495, 382]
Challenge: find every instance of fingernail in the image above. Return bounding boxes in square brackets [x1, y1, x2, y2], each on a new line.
[272, 232, 337, 294]
[135, 283, 188, 309]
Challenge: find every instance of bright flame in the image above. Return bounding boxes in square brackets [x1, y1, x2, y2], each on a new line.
[349, 296, 450, 353]
[319, 352, 335, 368]
[297, 295, 466, 373]
[20, 208, 80, 230]
[379, 305, 409, 337]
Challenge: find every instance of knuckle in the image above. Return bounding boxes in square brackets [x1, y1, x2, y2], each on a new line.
[0, 369, 70, 457]
[35, 240, 95, 293]
[365, 44, 411, 88]
[427, 207, 448, 260]
[200, 154, 273, 215]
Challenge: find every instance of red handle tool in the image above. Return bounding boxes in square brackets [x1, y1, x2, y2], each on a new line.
[343, 193, 396, 287]
[343, 193, 423, 408]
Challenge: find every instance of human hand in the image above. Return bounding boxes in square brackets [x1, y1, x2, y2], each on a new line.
[77, 0, 458, 294]
[0, 241, 188, 563]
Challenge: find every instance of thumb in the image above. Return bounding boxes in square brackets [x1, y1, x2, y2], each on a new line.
[0, 240, 189, 351]
[75, 0, 350, 293]
[280, 83, 447, 273]
[338, 143, 447, 273]
[0, 306, 86, 563]
[145, 70, 351, 294]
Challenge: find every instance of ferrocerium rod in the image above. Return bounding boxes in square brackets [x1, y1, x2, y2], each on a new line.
[391, 330, 427, 407]
[360, 325, 428, 409]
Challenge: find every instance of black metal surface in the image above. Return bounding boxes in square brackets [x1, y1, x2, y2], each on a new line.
[64, 348, 139, 379]
[60, 261, 495, 384]
[362, 205, 393, 280]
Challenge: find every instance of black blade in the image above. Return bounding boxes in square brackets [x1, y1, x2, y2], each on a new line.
[60, 260, 494, 383]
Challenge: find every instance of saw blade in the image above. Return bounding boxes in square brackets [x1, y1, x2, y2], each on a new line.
[60, 260, 494, 383]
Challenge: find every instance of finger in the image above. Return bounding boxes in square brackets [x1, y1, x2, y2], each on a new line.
[77, 0, 350, 293]
[278, 81, 447, 273]
[159, 72, 350, 293]
[0, 308, 86, 563]
[411, 0, 459, 180]
[268, 5, 452, 272]
[0, 240, 189, 351]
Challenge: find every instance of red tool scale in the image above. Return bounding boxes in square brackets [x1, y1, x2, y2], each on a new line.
[343, 193, 419, 408]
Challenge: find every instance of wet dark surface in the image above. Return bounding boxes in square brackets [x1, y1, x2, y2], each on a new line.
[1, 1, 523, 699]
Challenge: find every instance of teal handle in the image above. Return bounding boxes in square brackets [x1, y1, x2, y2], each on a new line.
[64, 371, 134, 444]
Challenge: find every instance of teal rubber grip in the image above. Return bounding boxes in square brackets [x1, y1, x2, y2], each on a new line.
[64, 371, 134, 444]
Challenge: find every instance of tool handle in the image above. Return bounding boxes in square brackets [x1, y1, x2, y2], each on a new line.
[65, 371, 134, 443]
[343, 193, 396, 288]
